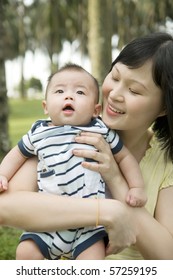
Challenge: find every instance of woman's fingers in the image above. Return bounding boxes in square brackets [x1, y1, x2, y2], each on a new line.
[75, 132, 109, 152]
[73, 132, 120, 183]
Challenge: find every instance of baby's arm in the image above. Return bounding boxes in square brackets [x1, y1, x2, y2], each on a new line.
[113, 146, 147, 207]
[0, 145, 27, 192]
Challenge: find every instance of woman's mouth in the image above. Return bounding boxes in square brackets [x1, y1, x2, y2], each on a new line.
[107, 104, 125, 115]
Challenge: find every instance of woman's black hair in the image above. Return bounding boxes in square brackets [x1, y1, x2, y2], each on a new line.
[111, 32, 173, 162]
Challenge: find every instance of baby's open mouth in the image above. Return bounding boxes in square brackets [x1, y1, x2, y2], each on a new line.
[63, 105, 74, 111]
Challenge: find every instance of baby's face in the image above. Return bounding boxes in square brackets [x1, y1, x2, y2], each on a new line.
[43, 70, 101, 126]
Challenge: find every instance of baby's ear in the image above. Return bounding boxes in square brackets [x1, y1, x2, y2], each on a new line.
[93, 103, 102, 117]
[42, 100, 48, 115]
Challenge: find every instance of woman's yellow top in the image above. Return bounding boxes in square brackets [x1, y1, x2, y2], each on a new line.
[106, 134, 173, 260]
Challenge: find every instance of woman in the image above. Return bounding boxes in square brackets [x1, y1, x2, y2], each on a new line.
[0, 32, 173, 259]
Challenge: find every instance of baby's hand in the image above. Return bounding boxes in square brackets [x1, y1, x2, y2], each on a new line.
[0, 175, 8, 193]
[126, 187, 147, 207]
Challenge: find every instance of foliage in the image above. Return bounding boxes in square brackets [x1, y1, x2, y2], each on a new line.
[25, 77, 42, 91]
[17, 77, 43, 98]
[3, 0, 173, 63]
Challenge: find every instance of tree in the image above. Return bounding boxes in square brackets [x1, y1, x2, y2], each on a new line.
[25, 77, 42, 93]
[0, 0, 11, 157]
[27, 0, 87, 72]
[88, 0, 112, 88]
[113, 0, 173, 48]
[4, 0, 29, 98]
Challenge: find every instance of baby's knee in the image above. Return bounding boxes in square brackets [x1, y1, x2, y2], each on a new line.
[16, 240, 44, 260]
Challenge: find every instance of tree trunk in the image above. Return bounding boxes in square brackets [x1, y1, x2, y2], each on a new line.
[88, 0, 112, 89]
[0, 0, 11, 157]
[18, 1, 26, 99]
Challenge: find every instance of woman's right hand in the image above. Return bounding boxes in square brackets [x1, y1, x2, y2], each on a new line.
[100, 199, 137, 255]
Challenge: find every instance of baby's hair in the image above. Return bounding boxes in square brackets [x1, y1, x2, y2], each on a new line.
[45, 63, 100, 103]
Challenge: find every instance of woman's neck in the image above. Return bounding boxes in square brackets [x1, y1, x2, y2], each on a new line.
[118, 129, 153, 162]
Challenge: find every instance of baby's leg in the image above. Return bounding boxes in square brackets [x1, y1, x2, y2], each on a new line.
[76, 239, 105, 260]
[126, 187, 147, 207]
[16, 240, 44, 260]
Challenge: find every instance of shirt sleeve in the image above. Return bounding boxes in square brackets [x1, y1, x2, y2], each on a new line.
[160, 160, 173, 190]
[106, 129, 123, 154]
[18, 133, 35, 158]
[17, 121, 39, 158]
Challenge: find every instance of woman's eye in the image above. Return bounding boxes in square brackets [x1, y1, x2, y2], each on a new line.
[129, 88, 140, 95]
[112, 75, 119, 81]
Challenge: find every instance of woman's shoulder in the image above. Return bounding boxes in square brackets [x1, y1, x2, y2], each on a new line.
[142, 133, 172, 168]
[144, 133, 165, 160]
[141, 133, 173, 190]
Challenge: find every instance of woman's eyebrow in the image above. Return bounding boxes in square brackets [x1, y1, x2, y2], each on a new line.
[114, 64, 149, 91]
[130, 79, 148, 90]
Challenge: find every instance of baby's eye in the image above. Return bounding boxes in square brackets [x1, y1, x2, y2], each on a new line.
[76, 90, 85, 95]
[55, 89, 63, 94]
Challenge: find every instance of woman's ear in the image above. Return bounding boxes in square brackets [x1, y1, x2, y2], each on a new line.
[42, 100, 48, 115]
[93, 103, 102, 118]
[158, 107, 167, 117]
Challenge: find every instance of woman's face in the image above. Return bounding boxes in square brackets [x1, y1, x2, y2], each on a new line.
[102, 61, 165, 133]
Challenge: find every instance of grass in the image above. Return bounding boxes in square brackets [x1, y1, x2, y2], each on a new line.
[9, 98, 45, 147]
[0, 98, 45, 260]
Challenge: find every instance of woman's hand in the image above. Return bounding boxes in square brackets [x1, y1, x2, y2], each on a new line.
[73, 132, 120, 184]
[73, 131, 129, 201]
[100, 199, 137, 255]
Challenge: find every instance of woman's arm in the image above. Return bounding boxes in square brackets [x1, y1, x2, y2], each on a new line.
[73, 132, 173, 259]
[134, 186, 173, 259]
[0, 157, 136, 255]
[0, 191, 136, 255]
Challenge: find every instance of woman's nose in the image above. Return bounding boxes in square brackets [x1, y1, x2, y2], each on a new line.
[109, 89, 125, 102]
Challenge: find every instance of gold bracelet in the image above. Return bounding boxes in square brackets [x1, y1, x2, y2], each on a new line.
[95, 198, 100, 227]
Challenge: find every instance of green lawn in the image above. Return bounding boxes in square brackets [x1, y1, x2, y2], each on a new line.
[0, 98, 45, 259]
[9, 98, 45, 147]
